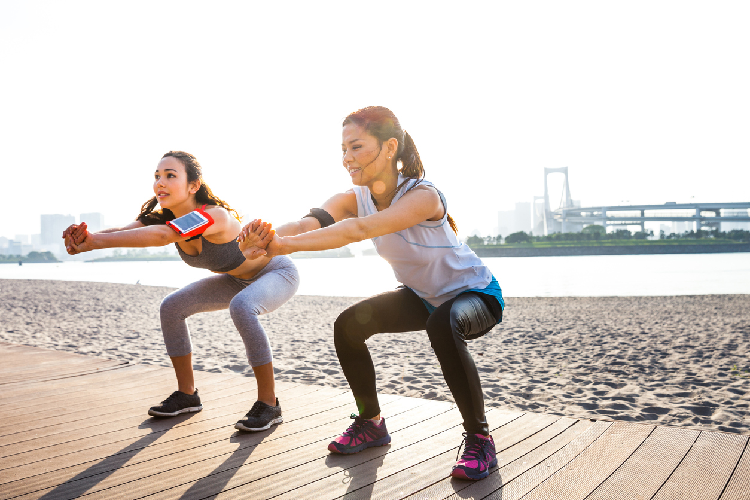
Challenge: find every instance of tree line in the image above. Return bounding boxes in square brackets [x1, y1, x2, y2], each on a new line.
[466, 226, 750, 246]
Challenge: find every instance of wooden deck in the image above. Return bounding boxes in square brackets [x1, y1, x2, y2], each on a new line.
[1, 342, 748, 500]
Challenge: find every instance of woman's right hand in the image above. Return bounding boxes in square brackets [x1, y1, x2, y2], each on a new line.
[238, 219, 275, 260]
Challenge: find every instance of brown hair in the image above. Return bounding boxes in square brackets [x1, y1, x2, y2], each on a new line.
[343, 106, 458, 234]
[137, 151, 241, 225]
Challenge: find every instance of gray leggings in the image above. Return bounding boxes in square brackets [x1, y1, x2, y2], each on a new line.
[159, 256, 299, 367]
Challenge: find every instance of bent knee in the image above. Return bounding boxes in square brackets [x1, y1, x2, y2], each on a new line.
[229, 296, 262, 320]
[159, 292, 182, 319]
[333, 311, 367, 349]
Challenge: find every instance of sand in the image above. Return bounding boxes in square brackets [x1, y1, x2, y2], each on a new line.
[1, 279, 748, 434]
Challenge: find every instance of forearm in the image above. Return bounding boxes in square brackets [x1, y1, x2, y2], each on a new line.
[282, 218, 366, 253]
[275, 218, 319, 237]
[95, 221, 145, 234]
[89, 226, 177, 250]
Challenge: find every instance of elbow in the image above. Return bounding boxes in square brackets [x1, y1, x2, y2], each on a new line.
[158, 229, 176, 246]
[350, 219, 372, 243]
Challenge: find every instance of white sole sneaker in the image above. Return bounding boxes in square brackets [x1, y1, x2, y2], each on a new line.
[148, 405, 203, 417]
[234, 415, 283, 432]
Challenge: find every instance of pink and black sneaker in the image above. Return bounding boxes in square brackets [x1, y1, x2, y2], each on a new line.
[328, 414, 391, 454]
[451, 433, 497, 480]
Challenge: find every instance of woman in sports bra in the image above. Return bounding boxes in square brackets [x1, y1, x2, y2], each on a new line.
[238, 107, 504, 480]
[63, 150, 298, 432]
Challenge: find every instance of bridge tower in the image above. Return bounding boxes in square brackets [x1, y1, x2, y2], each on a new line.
[543, 167, 573, 235]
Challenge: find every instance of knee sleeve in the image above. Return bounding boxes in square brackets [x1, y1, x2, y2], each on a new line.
[449, 294, 497, 341]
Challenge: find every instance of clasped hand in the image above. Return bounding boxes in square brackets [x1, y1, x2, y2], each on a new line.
[237, 219, 278, 260]
[62, 223, 90, 255]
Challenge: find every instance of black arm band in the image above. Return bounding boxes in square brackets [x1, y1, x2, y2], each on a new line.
[303, 208, 335, 228]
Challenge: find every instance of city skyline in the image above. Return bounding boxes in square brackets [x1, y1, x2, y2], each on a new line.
[2, 1, 749, 239]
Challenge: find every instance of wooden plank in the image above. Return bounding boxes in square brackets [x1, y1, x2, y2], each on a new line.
[586, 425, 699, 500]
[0, 371, 246, 447]
[0, 381, 333, 470]
[721, 440, 750, 500]
[76, 396, 444, 500]
[0, 364, 164, 402]
[0, 370, 242, 435]
[339, 412, 564, 500]
[479, 420, 612, 500]
[428, 420, 604, 499]
[6, 388, 368, 499]
[404, 416, 581, 500]
[0, 370, 204, 425]
[0, 357, 125, 384]
[652, 431, 747, 500]
[521, 421, 654, 500]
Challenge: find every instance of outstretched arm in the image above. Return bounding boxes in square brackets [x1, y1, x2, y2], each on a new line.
[66, 224, 183, 254]
[244, 186, 443, 258]
[238, 191, 358, 258]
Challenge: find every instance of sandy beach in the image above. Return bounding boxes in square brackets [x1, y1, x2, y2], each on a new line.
[1, 279, 748, 435]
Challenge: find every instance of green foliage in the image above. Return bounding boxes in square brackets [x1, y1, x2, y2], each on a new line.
[582, 224, 606, 234]
[0, 251, 59, 263]
[505, 231, 532, 244]
[466, 235, 485, 246]
[662, 229, 750, 242]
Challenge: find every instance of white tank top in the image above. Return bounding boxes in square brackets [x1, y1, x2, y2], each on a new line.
[353, 176, 493, 307]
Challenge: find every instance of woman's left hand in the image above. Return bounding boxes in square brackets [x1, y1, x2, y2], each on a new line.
[66, 232, 96, 255]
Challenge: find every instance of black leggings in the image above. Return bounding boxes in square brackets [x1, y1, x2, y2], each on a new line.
[333, 287, 500, 435]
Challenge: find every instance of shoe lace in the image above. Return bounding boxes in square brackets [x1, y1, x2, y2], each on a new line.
[160, 391, 182, 405]
[244, 401, 266, 418]
[343, 413, 368, 438]
[456, 433, 487, 462]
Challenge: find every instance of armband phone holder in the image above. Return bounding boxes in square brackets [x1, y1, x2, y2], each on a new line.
[166, 205, 215, 238]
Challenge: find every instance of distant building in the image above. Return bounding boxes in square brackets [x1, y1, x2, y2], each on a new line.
[41, 214, 75, 245]
[80, 212, 104, 232]
[672, 221, 692, 234]
[0, 236, 8, 248]
[498, 202, 532, 237]
[5, 240, 22, 256]
[722, 210, 750, 232]
[14, 234, 29, 245]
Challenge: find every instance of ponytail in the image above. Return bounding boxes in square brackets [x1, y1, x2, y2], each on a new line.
[399, 131, 458, 235]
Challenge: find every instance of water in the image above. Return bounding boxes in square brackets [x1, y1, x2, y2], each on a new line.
[2, 253, 748, 297]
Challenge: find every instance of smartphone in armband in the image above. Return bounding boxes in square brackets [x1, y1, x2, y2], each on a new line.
[166, 205, 215, 238]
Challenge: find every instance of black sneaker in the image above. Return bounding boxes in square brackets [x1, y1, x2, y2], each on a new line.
[235, 398, 283, 432]
[148, 389, 203, 417]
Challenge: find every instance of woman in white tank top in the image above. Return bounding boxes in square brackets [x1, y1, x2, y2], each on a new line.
[239, 106, 504, 481]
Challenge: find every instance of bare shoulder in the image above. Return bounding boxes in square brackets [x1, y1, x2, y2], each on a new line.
[410, 183, 439, 196]
[203, 205, 240, 233]
[398, 184, 443, 220]
[321, 190, 359, 221]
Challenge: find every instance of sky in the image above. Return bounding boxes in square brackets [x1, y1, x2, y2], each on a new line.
[1, 0, 749, 240]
